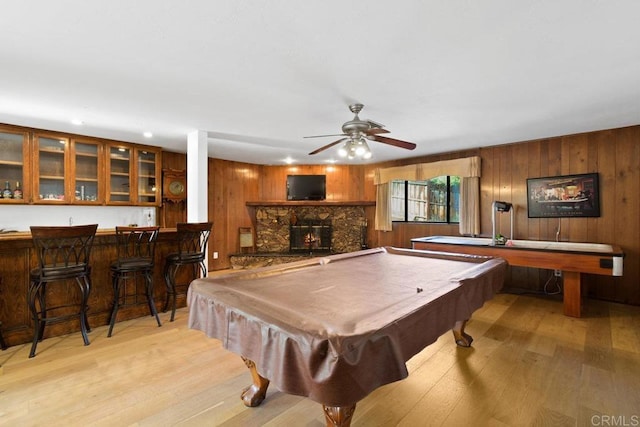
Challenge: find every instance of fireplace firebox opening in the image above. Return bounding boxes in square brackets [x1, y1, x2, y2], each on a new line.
[289, 220, 332, 254]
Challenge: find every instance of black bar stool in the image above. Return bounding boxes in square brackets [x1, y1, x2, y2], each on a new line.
[163, 222, 212, 321]
[108, 226, 162, 337]
[28, 224, 98, 358]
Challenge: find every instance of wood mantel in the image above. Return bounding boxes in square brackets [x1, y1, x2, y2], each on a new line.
[246, 201, 375, 207]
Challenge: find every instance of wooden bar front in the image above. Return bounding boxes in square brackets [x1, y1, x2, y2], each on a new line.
[0, 229, 195, 348]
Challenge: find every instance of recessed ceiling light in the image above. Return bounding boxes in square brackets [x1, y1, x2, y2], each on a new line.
[143, 132, 153, 138]
[71, 119, 83, 125]
[283, 157, 294, 164]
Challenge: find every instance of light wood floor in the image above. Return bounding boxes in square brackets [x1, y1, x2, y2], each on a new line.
[1, 292, 639, 427]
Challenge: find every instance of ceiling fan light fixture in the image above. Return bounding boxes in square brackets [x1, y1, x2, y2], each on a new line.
[361, 140, 372, 159]
[349, 141, 358, 154]
[337, 137, 372, 160]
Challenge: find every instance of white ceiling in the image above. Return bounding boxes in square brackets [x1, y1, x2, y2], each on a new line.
[2, 1, 639, 165]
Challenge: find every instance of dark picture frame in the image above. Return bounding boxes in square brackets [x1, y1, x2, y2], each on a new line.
[527, 173, 600, 218]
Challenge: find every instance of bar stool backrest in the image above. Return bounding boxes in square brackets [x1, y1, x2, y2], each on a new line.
[30, 224, 99, 280]
[113, 226, 160, 269]
[175, 222, 212, 264]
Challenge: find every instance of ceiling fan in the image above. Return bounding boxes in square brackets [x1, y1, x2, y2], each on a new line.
[305, 103, 416, 159]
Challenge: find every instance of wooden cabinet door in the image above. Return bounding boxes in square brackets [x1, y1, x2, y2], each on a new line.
[0, 126, 30, 203]
[33, 133, 69, 203]
[106, 144, 133, 204]
[135, 148, 161, 205]
[71, 139, 103, 204]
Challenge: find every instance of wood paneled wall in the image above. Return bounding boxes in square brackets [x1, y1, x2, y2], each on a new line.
[161, 125, 639, 306]
[365, 126, 639, 305]
[206, 162, 376, 270]
[208, 159, 261, 271]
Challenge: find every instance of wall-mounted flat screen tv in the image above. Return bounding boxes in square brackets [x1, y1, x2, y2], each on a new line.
[287, 175, 326, 201]
[526, 173, 600, 218]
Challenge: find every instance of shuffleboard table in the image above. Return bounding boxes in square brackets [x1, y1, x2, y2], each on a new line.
[411, 236, 624, 317]
[188, 246, 506, 426]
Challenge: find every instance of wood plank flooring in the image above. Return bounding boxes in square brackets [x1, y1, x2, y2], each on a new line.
[1, 293, 639, 426]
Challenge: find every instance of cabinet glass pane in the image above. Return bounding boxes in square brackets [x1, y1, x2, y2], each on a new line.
[137, 150, 156, 203]
[39, 137, 66, 201]
[110, 146, 130, 202]
[0, 131, 25, 201]
[75, 142, 99, 201]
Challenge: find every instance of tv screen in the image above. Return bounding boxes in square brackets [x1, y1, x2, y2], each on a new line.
[287, 175, 326, 201]
[526, 173, 600, 218]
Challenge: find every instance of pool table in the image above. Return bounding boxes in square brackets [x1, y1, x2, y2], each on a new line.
[411, 236, 624, 318]
[187, 246, 506, 426]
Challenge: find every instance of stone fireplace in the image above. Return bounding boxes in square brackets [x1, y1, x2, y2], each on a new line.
[255, 205, 366, 253]
[230, 201, 373, 269]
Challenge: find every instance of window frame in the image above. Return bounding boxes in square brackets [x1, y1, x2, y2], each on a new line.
[391, 176, 460, 224]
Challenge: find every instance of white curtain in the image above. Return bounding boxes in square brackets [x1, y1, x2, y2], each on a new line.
[459, 176, 480, 235]
[373, 156, 481, 233]
[374, 182, 392, 232]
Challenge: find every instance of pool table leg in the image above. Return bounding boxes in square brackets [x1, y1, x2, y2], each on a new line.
[240, 357, 270, 407]
[323, 404, 357, 427]
[452, 319, 473, 347]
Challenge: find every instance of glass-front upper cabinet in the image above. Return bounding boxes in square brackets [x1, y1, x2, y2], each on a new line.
[71, 139, 102, 204]
[107, 144, 161, 205]
[136, 149, 160, 205]
[0, 127, 29, 203]
[34, 134, 69, 203]
[107, 145, 132, 204]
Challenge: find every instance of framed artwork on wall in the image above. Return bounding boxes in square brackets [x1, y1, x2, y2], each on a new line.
[527, 173, 600, 218]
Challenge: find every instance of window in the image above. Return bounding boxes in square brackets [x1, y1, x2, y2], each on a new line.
[391, 176, 460, 223]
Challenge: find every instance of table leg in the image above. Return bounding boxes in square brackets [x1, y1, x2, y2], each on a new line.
[240, 357, 270, 407]
[563, 271, 582, 317]
[452, 319, 473, 347]
[323, 404, 357, 427]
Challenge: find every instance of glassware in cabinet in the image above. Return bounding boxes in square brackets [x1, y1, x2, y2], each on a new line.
[72, 140, 101, 203]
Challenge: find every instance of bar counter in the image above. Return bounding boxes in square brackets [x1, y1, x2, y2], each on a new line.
[0, 227, 197, 348]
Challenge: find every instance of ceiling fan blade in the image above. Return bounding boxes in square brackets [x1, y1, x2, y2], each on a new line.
[304, 133, 346, 139]
[364, 128, 390, 136]
[369, 135, 417, 150]
[308, 138, 348, 155]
